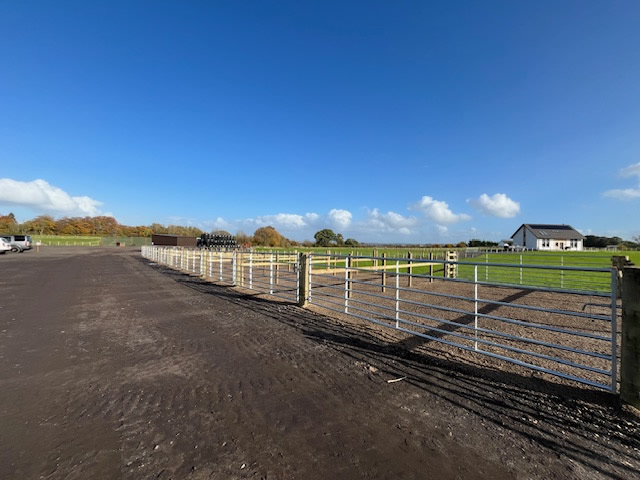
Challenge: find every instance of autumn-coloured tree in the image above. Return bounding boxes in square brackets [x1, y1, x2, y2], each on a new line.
[210, 229, 231, 236]
[0, 213, 19, 233]
[235, 230, 251, 246]
[252, 226, 291, 247]
[22, 215, 57, 235]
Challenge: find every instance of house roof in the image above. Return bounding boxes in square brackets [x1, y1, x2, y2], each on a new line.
[511, 224, 585, 240]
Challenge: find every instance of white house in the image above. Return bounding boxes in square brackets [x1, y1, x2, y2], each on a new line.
[511, 224, 585, 251]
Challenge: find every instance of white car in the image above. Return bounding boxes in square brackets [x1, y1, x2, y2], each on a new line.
[0, 237, 11, 254]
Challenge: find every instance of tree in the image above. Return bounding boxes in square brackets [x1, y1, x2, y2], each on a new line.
[314, 229, 337, 247]
[0, 213, 18, 233]
[23, 215, 56, 235]
[344, 238, 359, 247]
[252, 226, 290, 247]
[468, 239, 498, 247]
[150, 223, 168, 234]
[235, 230, 251, 246]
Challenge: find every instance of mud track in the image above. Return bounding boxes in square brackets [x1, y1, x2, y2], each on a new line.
[0, 248, 639, 479]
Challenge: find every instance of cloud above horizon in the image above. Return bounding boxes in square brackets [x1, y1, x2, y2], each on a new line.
[410, 196, 471, 224]
[468, 193, 520, 218]
[603, 162, 640, 200]
[0, 178, 103, 216]
[328, 209, 352, 229]
[364, 208, 417, 235]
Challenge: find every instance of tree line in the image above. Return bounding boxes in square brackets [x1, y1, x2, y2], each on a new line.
[6, 212, 634, 249]
[0, 213, 202, 238]
[584, 235, 639, 249]
[0, 213, 362, 248]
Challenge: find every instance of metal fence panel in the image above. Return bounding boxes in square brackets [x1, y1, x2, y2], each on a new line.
[307, 253, 618, 392]
[141, 247, 619, 391]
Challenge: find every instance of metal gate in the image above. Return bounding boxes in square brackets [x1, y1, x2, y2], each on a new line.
[307, 253, 618, 391]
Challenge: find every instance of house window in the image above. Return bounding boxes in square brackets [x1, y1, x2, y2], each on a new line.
[541, 239, 550, 248]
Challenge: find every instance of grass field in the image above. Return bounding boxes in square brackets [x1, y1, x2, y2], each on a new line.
[33, 235, 152, 247]
[30, 238, 639, 293]
[254, 247, 639, 293]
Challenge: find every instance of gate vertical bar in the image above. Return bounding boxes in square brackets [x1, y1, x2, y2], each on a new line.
[611, 268, 618, 392]
[474, 265, 478, 350]
[269, 254, 274, 294]
[295, 253, 300, 304]
[395, 261, 400, 328]
[519, 254, 523, 285]
[308, 254, 313, 304]
[485, 252, 489, 281]
[232, 252, 237, 286]
[344, 256, 350, 313]
[561, 256, 564, 289]
[249, 252, 253, 290]
[381, 253, 387, 292]
[219, 252, 223, 281]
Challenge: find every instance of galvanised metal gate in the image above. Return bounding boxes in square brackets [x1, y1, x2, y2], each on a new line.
[142, 246, 619, 391]
[306, 253, 618, 392]
[142, 246, 299, 303]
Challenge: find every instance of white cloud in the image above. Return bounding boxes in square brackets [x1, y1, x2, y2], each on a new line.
[328, 209, 352, 229]
[620, 162, 640, 178]
[252, 213, 308, 229]
[237, 211, 322, 230]
[202, 217, 232, 230]
[365, 208, 417, 235]
[603, 162, 640, 200]
[0, 178, 102, 216]
[468, 193, 520, 218]
[305, 212, 319, 223]
[437, 225, 448, 234]
[411, 196, 471, 224]
[603, 188, 640, 200]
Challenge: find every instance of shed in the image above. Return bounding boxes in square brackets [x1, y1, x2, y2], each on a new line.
[151, 234, 197, 247]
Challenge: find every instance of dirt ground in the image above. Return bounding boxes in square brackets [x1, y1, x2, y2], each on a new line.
[1, 247, 639, 479]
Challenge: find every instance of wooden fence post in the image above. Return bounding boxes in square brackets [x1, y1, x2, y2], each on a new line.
[298, 253, 310, 307]
[407, 251, 413, 287]
[347, 254, 353, 299]
[613, 256, 633, 299]
[621, 266, 640, 408]
[429, 252, 434, 283]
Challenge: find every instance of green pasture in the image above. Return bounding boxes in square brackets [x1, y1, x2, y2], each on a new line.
[32, 235, 152, 247]
[255, 247, 639, 293]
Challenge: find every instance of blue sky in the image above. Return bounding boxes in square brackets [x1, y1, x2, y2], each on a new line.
[1, 1, 639, 243]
